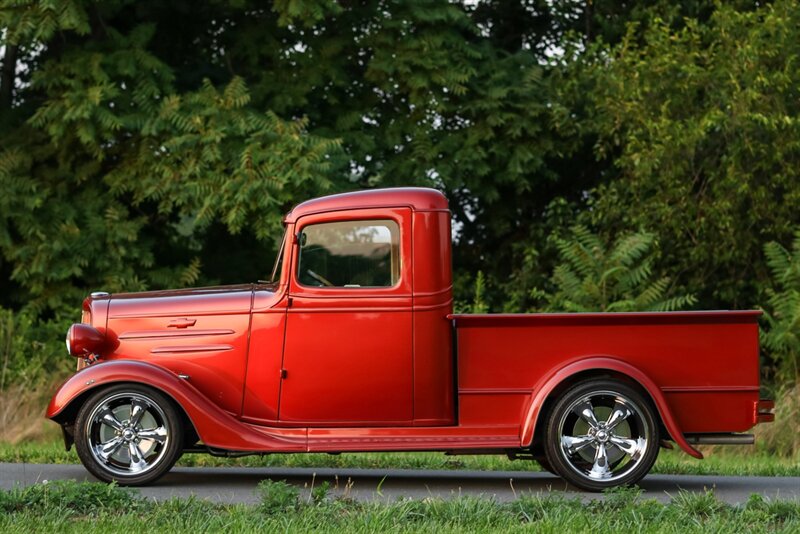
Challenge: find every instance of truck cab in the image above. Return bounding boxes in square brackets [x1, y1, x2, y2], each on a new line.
[245, 188, 454, 427]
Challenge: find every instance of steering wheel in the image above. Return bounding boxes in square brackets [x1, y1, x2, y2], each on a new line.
[307, 269, 334, 287]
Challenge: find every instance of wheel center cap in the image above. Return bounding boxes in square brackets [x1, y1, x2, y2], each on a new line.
[596, 430, 609, 442]
[122, 428, 136, 441]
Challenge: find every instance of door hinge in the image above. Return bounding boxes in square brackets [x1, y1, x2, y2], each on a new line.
[280, 369, 287, 379]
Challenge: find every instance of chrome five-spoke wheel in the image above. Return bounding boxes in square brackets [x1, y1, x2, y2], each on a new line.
[544, 379, 659, 491]
[75, 385, 183, 485]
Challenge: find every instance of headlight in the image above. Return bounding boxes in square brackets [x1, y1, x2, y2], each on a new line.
[66, 324, 106, 357]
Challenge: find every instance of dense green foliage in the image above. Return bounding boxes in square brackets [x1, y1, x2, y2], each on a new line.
[0, 0, 798, 387]
[584, 1, 800, 310]
[0, 307, 63, 390]
[1, 480, 798, 533]
[763, 233, 800, 383]
[525, 226, 697, 312]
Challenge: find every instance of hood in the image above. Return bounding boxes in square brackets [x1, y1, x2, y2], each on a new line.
[106, 284, 260, 319]
[109, 283, 257, 300]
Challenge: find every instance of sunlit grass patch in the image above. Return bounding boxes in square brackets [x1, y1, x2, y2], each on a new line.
[0, 480, 797, 533]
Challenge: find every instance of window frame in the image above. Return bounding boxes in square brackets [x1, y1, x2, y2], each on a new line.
[290, 208, 412, 296]
[295, 218, 401, 290]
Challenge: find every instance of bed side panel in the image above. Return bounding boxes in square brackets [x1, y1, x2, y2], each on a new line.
[454, 313, 761, 434]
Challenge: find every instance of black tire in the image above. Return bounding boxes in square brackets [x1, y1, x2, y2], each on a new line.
[74, 384, 183, 486]
[543, 379, 659, 492]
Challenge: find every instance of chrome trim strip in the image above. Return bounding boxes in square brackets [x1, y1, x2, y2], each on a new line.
[119, 329, 235, 340]
[661, 386, 759, 393]
[287, 307, 412, 313]
[109, 310, 249, 319]
[413, 286, 454, 298]
[150, 344, 233, 354]
[413, 300, 454, 312]
[459, 388, 533, 395]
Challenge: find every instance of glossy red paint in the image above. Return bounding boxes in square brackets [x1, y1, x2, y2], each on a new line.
[279, 207, 415, 425]
[103, 285, 254, 416]
[47, 360, 306, 451]
[451, 312, 762, 458]
[411, 209, 454, 425]
[47, 187, 771, 463]
[284, 187, 449, 224]
[521, 357, 704, 459]
[66, 324, 108, 357]
[240, 295, 288, 423]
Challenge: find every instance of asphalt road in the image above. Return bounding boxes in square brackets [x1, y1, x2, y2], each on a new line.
[1, 463, 798, 505]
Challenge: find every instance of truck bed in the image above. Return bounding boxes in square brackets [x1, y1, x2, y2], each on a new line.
[450, 311, 762, 439]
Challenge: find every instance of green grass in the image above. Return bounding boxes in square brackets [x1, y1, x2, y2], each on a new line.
[2, 440, 799, 477]
[0, 480, 797, 533]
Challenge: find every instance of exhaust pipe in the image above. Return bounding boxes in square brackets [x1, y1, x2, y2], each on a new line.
[684, 433, 755, 445]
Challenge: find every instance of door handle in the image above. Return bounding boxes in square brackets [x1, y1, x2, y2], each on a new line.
[168, 318, 196, 329]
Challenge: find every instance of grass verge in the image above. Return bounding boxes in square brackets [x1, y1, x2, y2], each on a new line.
[0, 480, 797, 533]
[1, 440, 798, 477]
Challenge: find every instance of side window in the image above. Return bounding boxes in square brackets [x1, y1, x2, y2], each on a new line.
[297, 219, 400, 288]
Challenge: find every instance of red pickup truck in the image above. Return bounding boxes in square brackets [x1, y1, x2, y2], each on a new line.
[48, 188, 774, 490]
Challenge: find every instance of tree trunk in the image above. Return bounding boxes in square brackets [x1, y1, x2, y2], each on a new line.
[1, 43, 19, 110]
[585, 0, 594, 43]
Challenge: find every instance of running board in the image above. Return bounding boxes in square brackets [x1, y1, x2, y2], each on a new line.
[446, 448, 517, 456]
[182, 446, 265, 458]
[683, 433, 754, 445]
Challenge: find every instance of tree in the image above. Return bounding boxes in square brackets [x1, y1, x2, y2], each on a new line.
[0, 2, 340, 314]
[526, 226, 697, 313]
[583, 0, 800, 309]
[763, 231, 800, 384]
[0, 0, 735, 317]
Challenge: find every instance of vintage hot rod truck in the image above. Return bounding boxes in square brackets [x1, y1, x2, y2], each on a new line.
[48, 188, 774, 490]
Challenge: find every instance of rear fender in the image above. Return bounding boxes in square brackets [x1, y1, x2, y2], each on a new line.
[520, 356, 702, 459]
[47, 360, 306, 452]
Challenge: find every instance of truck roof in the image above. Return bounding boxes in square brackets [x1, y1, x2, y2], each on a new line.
[285, 187, 448, 223]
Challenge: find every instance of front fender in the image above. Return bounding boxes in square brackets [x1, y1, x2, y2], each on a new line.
[520, 357, 703, 459]
[47, 360, 305, 452]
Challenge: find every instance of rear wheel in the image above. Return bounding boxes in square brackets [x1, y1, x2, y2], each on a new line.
[74, 384, 183, 486]
[544, 379, 659, 491]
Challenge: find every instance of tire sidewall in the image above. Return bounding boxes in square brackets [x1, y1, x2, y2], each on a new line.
[74, 383, 183, 486]
[543, 379, 660, 491]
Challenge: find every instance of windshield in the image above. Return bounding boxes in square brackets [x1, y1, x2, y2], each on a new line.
[269, 228, 287, 283]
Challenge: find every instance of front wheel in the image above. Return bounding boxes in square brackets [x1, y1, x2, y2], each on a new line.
[543, 379, 659, 492]
[74, 384, 183, 486]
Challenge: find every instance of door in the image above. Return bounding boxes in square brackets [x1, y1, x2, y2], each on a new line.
[278, 208, 414, 425]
